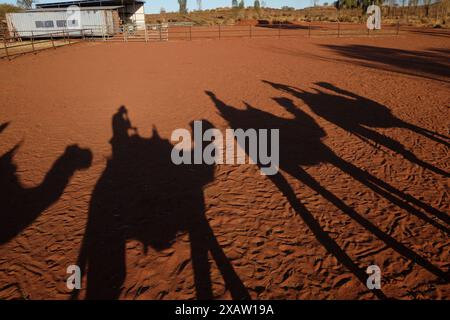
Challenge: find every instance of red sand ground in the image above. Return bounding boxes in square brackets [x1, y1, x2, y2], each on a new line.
[0, 32, 449, 300]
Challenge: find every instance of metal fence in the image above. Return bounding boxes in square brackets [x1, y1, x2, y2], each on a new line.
[166, 22, 401, 41]
[1, 22, 401, 60]
[0, 29, 98, 60]
[95, 22, 401, 42]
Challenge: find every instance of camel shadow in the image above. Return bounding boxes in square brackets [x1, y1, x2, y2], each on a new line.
[0, 141, 92, 244]
[72, 106, 249, 300]
[265, 81, 449, 172]
[206, 90, 449, 299]
[263, 81, 449, 225]
[0, 122, 10, 134]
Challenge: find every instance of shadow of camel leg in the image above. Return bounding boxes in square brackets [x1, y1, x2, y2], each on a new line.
[291, 164, 449, 283]
[190, 229, 214, 300]
[400, 121, 450, 148]
[85, 235, 126, 300]
[267, 171, 388, 300]
[190, 218, 250, 300]
[356, 126, 449, 178]
[327, 151, 450, 230]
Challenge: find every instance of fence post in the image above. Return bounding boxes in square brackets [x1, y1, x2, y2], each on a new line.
[337, 20, 340, 38]
[31, 31, 35, 53]
[396, 20, 400, 35]
[249, 24, 252, 38]
[51, 33, 55, 49]
[278, 23, 281, 39]
[190, 25, 192, 41]
[308, 21, 311, 38]
[3, 36, 10, 60]
[218, 24, 221, 40]
[68, 30, 71, 44]
[144, 25, 148, 42]
[81, 29, 85, 41]
[159, 26, 162, 41]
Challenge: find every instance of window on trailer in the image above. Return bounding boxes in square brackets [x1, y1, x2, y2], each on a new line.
[56, 20, 67, 27]
[36, 20, 55, 28]
[68, 20, 79, 27]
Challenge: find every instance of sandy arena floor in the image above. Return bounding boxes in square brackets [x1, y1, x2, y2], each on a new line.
[0, 32, 449, 299]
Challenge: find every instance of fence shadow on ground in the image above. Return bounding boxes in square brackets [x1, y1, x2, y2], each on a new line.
[321, 44, 450, 82]
[206, 87, 449, 299]
[257, 23, 319, 30]
[71, 106, 250, 300]
[406, 29, 450, 38]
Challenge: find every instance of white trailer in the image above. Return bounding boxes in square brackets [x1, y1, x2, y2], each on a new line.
[6, 7, 120, 38]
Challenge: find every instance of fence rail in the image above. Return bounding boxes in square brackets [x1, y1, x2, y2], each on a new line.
[87, 22, 401, 43]
[1, 22, 403, 60]
[165, 22, 401, 41]
[0, 29, 97, 60]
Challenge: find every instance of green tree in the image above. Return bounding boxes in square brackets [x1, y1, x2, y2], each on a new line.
[238, 0, 245, 9]
[16, 0, 33, 9]
[232, 0, 238, 8]
[0, 3, 22, 20]
[335, 0, 383, 10]
[358, 0, 383, 11]
[423, 0, 432, 16]
[178, 0, 187, 14]
[254, 0, 261, 9]
[336, 0, 358, 8]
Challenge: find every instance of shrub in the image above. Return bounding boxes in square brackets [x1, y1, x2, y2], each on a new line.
[0, 4, 23, 20]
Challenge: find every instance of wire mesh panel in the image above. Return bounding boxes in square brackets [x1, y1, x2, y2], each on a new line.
[147, 24, 169, 42]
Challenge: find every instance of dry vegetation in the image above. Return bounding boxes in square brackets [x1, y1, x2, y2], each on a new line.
[146, 3, 450, 28]
[0, 4, 23, 38]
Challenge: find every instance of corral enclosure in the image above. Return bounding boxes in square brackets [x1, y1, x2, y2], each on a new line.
[0, 30, 449, 300]
[1, 21, 405, 59]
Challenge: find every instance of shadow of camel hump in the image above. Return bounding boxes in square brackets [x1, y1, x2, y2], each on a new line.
[0, 143, 92, 244]
[263, 80, 450, 226]
[206, 90, 449, 299]
[72, 106, 249, 300]
[314, 82, 450, 147]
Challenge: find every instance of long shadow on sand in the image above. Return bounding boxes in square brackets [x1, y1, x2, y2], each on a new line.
[264, 80, 450, 226]
[321, 44, 450, 82]
[0, 122, 10, 134]
[206, 90, 449, 299]
[71, 106, 249, 300]
[0, 131, 92, 244]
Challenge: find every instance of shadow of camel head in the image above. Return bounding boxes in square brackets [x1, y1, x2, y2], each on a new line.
[59, 144, 93, 172]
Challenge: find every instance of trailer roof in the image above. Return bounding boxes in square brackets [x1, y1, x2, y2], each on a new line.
[26, 6, 124, 12]
[36, 0, 145, 9]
